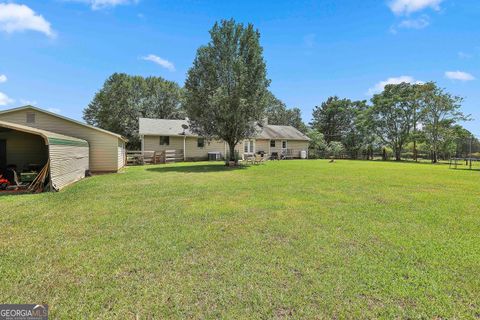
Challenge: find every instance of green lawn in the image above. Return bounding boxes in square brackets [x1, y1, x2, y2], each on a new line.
[1, 160, 479, 319]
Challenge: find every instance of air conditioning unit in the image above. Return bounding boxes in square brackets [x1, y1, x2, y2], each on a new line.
[208, 152, 221, 161]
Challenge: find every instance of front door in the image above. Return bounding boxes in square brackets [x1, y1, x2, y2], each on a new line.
[0, 140, 6, 168]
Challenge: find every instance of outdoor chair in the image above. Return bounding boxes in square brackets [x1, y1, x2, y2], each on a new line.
[245, 154, 255, 165]
[255, 154, 266, 164]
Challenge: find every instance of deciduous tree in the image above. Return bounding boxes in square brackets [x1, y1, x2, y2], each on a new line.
[369, 83, 415, 161]
[83, 73, 184, 148]
[310, 97, 352, 144]
[422, 85, 468, 163]
[184, 19, 270, 162]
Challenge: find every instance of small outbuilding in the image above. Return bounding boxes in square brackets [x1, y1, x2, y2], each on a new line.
[0, 120, 89, 191]
[0, 106, 127, 172]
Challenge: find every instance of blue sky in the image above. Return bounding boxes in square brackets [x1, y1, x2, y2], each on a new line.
[0, 0, 478, 135]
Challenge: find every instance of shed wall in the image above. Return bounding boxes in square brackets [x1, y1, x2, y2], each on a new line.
[0, 110, 120, 171]
[49, 144, 89, 190]
[117, 139, 126, 169]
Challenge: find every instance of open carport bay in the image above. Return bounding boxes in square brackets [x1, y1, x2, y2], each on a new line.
[0, 120, 89, 192]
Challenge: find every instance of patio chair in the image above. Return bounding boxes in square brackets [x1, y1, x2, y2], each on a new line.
[255, 154, 266, 164]
[245, 154, 255, 165]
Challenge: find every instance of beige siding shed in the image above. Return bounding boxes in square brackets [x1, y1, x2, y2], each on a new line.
[0, 106, 126, 172]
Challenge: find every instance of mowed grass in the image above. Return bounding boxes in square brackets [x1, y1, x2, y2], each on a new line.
[1, 160, 480, 319]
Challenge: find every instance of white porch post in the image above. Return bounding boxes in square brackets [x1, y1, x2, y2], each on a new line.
[183, 136, 186, 161]
[141, 135, 144, 153]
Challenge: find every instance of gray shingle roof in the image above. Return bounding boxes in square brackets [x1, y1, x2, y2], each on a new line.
[257, 125, 310, 141]
[139, 118, 310, 141]
[139, 118, 193, 136]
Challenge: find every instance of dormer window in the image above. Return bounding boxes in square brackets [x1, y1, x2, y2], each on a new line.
[26, 112, 36, 124]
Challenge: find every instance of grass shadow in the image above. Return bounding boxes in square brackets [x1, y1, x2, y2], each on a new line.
[146, 163, 250, 174]
[448, 167, 480, 171]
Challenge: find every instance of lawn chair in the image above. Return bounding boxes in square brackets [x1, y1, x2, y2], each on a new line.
[245, 154, 255, 165]
[255, 154, 267, 164]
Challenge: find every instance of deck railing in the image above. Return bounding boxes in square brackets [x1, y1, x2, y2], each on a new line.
[126, 150, 184, 165]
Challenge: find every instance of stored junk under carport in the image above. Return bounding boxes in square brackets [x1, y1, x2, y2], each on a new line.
[0, 120, 89, 193]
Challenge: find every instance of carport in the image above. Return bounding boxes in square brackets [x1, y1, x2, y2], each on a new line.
[0, 120, 89, 192]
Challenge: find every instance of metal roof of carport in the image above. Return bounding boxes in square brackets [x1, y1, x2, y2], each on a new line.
[0, 105, 128, 142]
[0, 120, 89, 147]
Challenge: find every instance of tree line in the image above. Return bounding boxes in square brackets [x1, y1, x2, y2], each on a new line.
[309, 82, 476, 162]
[83, 19, 477, 163]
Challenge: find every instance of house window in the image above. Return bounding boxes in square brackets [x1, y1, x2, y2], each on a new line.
[244, 140, 254, 153]
[159, 136, 170, 146]
[270, 140, 275, 148]
[26, 112, 36, 124]
[282, 140, 287, 149]
[197, 138, 205, 148]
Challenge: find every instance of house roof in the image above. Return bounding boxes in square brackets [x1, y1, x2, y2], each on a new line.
[257, 125, 310, 141]
[0, 120, 89, 147]
[0, 106, 127, 141]
[139, 118, 194, 137]
[139, 118, 310, 141]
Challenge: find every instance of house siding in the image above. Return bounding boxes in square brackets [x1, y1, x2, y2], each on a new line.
[255, 139, 269, 154]
[0, 109, 121, 172]
[143, 135, 225, 160]
[274, 140, 309, 158]
[236, 139, 309, 158]
[142, 136, 309, 160]
[143, 135, 185, 152]
[184, 137, 225, 160]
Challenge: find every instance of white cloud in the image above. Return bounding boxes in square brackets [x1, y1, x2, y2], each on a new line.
[368, 76, 423, 95]
[445, 71, 475, 81]
[458, 52, 472, 59]
[398, 16, 430, 29]
[389, 0, 442, 15]
[0, 92, 14, 106]
[0, 74, 6, 83]
[0, 3, 55, 38]
[47, 107, 61, 114]
[68, 0, 139, 10]
[141, 54, 175, 72]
